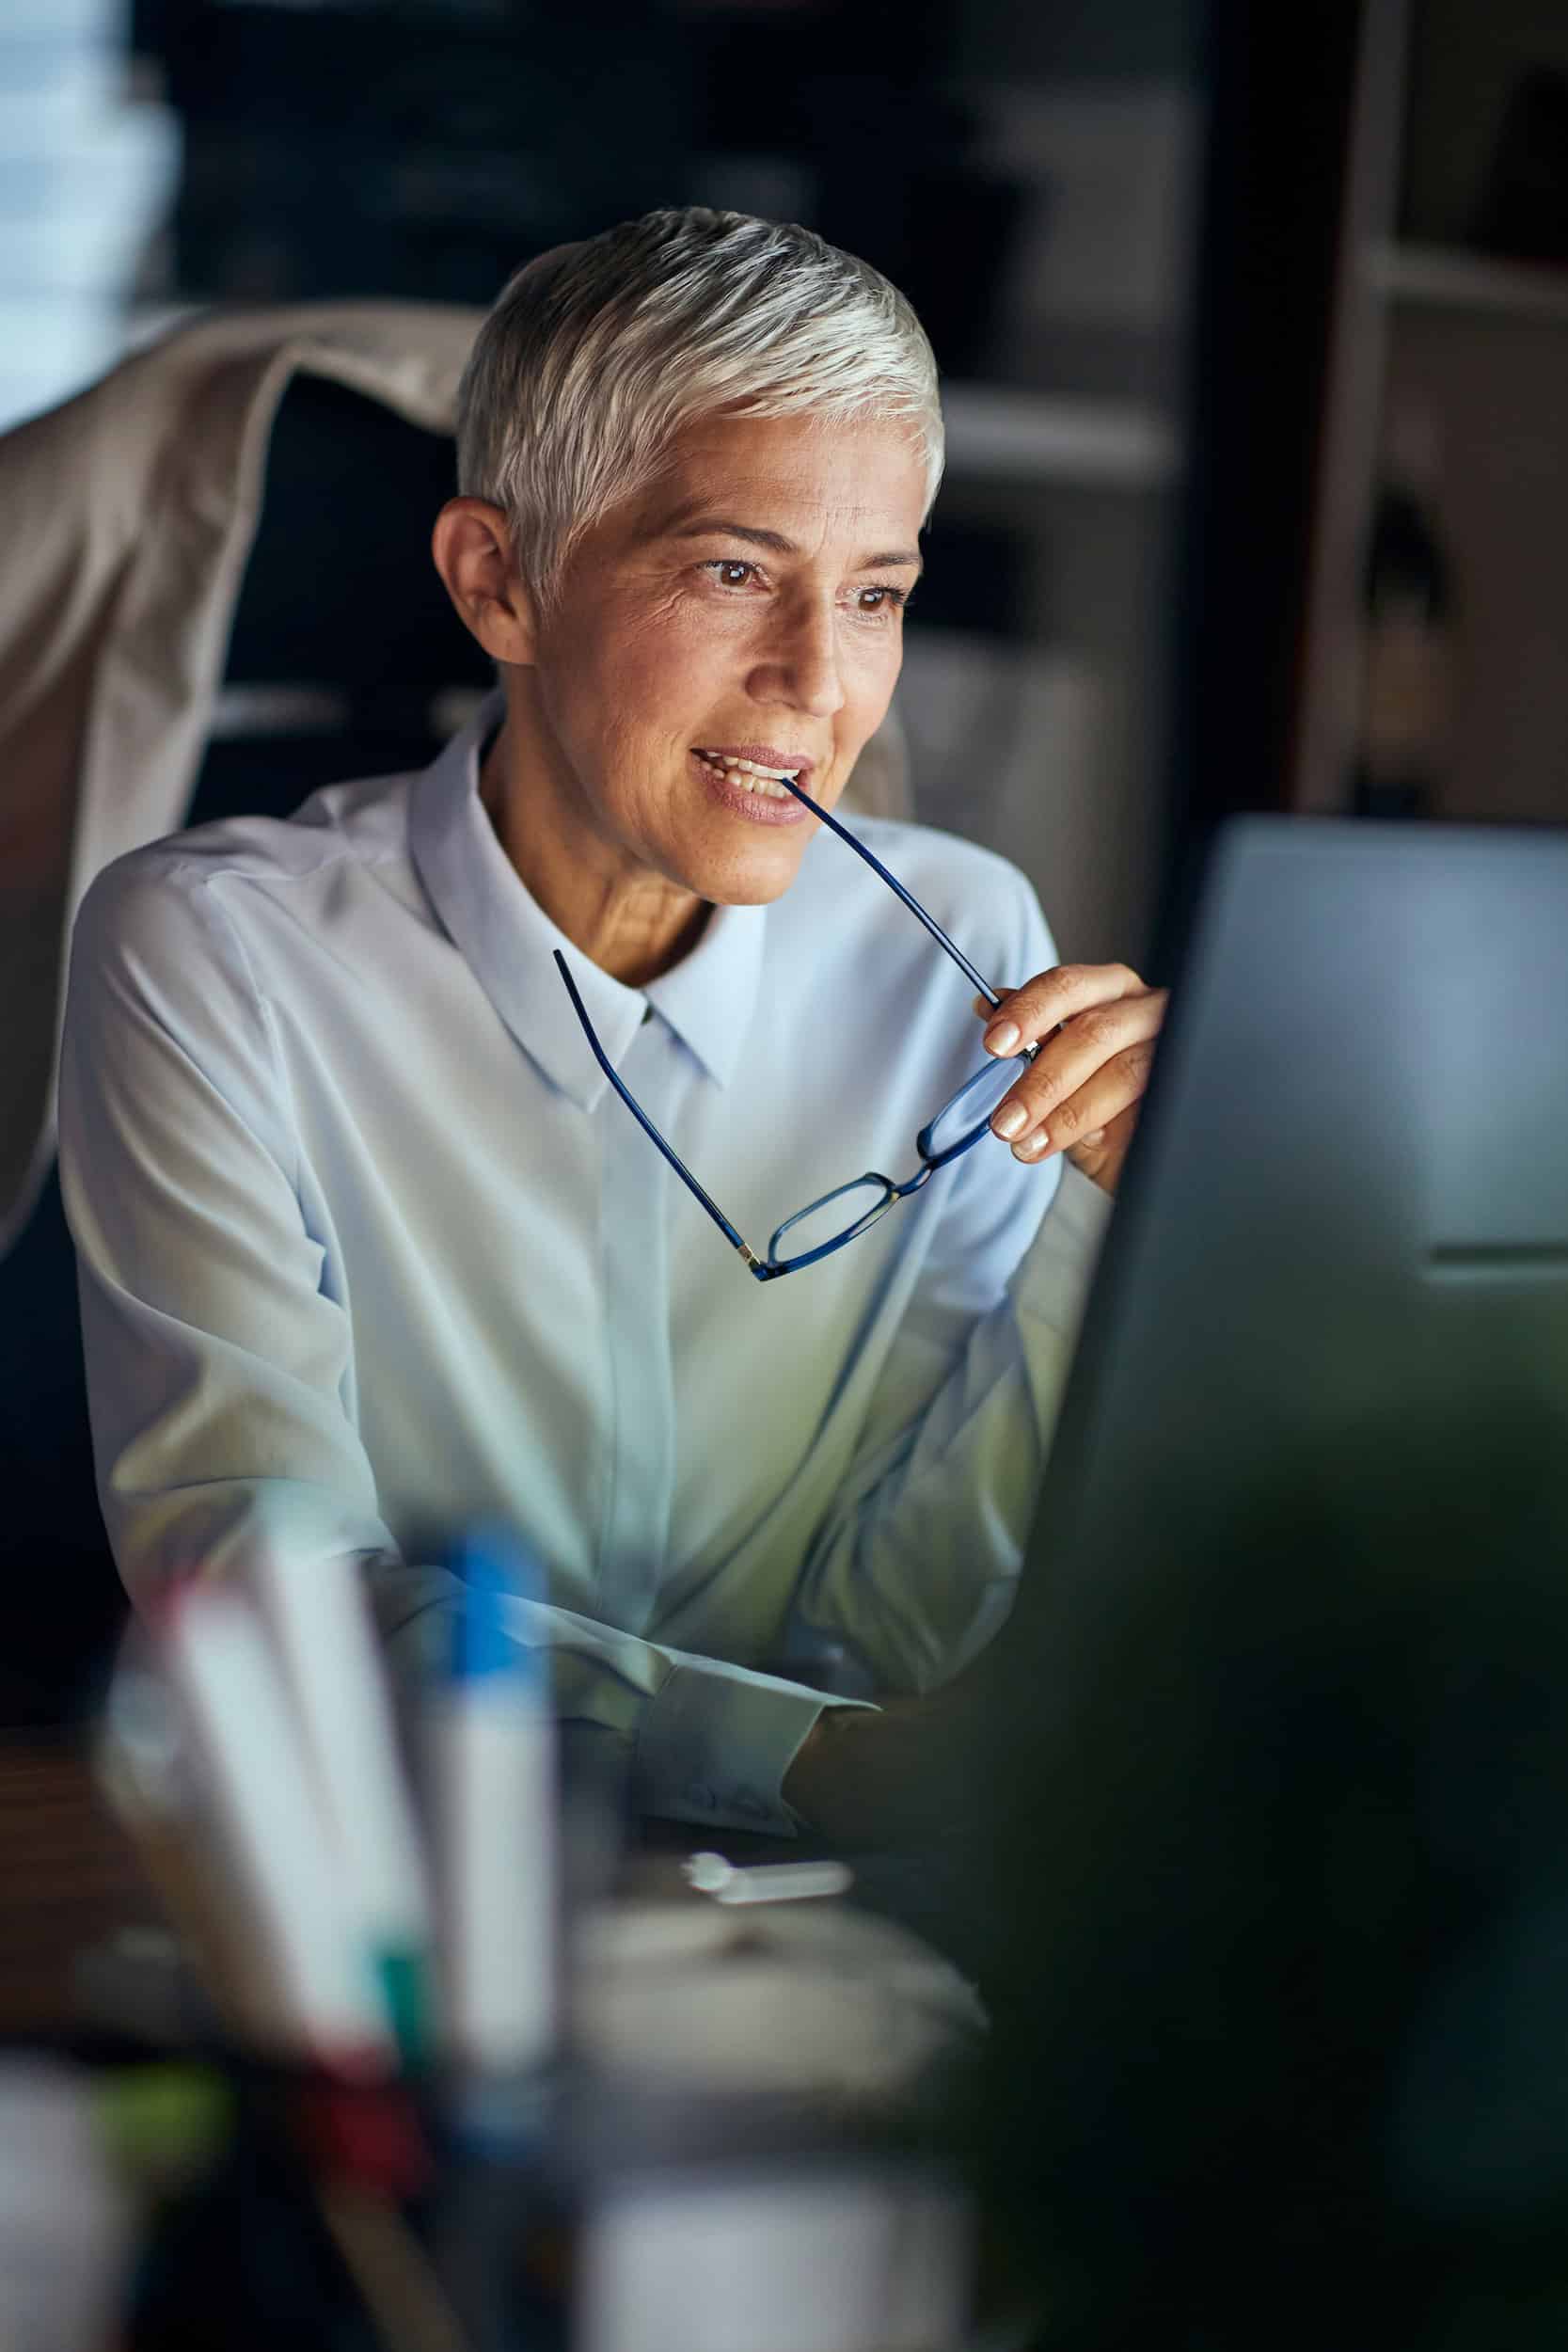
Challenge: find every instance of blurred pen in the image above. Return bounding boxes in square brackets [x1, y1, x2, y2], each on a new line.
[431, 1534, 559, 2076]
[160, 1582, 396, 2075]
[98, 1653, 287, 2048]
[684, 1852, 854, 1906]
[250, 1544, 433, 2066]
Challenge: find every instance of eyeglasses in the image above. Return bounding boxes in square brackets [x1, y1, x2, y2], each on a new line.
[553, 772, 1037, 1280]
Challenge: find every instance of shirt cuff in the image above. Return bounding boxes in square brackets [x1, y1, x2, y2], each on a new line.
[635, 1661, 870, 1837]
[1050, 1155, 1116, 1251]
[1014, 1158, 1114, 1328]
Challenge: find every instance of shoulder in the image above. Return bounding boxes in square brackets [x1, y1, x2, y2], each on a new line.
[850, 815, 1043, 907]
[787, 813, 1056, 973]
[72, 767, 418, 966]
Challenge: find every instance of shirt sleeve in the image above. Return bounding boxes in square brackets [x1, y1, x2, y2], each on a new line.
[788, 878, 1115, 1693]
[58, 855, 841, 1836]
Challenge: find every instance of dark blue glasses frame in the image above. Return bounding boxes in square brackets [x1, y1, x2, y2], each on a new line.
[554, 771, 1038, 1280]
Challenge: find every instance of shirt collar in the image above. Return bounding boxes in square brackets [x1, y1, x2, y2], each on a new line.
[407, 692, 766, 1109]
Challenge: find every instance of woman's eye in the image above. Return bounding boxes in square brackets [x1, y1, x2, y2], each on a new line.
[701, 562, 909, 613]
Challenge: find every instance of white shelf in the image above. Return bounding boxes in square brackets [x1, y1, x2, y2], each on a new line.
[941, 383, 1179, 488]
[1368, 242, 1568, 325]
[113, 319, 1180, 490]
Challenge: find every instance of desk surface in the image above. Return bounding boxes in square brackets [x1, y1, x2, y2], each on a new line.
[0, 1729, 974, 2057]
[0, 1733, 161, 2039]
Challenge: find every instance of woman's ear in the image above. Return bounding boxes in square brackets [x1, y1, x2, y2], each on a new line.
[431, 498, 539, 667]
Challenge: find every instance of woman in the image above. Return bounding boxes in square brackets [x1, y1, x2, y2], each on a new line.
[59, 209, 1164, 1838]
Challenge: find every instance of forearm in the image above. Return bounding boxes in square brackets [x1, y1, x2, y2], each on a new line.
[780, 1686, 984, 1852]
[795, 1160, 1113, 1693]
[364, 1555, 837, 1835]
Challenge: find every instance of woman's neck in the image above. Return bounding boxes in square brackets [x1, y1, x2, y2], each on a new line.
[478, 720, 709, 988]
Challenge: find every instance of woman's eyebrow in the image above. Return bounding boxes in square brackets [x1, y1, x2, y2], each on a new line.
[663, 516, 923, 573]
[668, 516, 795, 552]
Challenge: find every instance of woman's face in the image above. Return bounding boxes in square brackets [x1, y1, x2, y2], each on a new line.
[514, 409, 927, 910]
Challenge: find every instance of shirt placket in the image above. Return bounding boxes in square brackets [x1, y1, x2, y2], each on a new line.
[594, 1012, 682, 1631]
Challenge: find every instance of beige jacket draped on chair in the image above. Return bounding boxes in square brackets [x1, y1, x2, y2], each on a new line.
[0, 302, 483, 1257]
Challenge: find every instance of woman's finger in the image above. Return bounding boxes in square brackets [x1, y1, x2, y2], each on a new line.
[1000, 1043, 1158, 1161]
[988, 993, 1166, 1145]
[980, 963, 1145, 1057]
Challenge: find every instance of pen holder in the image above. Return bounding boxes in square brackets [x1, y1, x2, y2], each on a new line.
[74, 1866, 986, 2352]
[89, 1594, 985, 2352]
[81, 2037, 567, 2352]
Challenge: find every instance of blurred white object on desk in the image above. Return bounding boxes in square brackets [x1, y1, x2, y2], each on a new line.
[572, 1891, 984, 2103]
[578, 2162, 972, 2352]
[683, 1851, 854, 1905]
[0, 2057, 135, 2352]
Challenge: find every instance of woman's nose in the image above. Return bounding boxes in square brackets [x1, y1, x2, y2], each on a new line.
[749, 601, 846, 718]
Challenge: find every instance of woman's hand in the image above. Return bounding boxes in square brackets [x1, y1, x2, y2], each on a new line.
[784, 1686, 986, 1852]
[974, 964, 1168, 1197]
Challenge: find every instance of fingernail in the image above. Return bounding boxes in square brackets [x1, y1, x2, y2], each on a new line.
[991, 1103, 1027, 1140]
[1013, 1130, 1050, 1160]
[984, 1021, 1021, 1056]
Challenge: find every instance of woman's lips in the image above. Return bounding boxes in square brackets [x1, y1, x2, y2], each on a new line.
[694, 744, 816, 781]
[687, 749, 810, 824]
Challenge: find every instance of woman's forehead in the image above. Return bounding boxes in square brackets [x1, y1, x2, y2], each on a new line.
[635, 411, 928, 544]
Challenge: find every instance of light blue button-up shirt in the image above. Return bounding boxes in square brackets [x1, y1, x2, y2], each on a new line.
[59, 696, 1109, 1831]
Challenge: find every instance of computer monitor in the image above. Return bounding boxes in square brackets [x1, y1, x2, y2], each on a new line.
[1014, 813, 1568, 1631]
[978, 814, 1568, 2342]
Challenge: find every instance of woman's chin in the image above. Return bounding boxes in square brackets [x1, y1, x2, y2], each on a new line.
[685, 850, 804, 910]
[667, 816, 814, 908]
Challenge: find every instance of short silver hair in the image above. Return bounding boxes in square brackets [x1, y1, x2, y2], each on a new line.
[455, 207, 944, 611]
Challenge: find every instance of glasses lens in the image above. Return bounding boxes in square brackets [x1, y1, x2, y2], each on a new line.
[771, 1176, 895, 1266]
[923, 1057, 1022, 1161]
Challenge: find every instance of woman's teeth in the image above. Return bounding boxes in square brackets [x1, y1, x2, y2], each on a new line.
[694, 752, 799, 801]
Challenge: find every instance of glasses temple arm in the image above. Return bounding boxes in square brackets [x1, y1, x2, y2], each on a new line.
[552, 951, 765, 1266]
[779, 775, 1003, 1007]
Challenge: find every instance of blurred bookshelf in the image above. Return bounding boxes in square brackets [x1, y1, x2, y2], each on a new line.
[942, 384, 1178, 489]
[1291, 0, 1568, 827]
[1368, 240, 1568, 322]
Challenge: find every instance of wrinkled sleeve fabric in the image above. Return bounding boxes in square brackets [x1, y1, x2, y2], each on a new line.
[792, 877, 1114, 1694]
[57, 856, 833, 1834]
